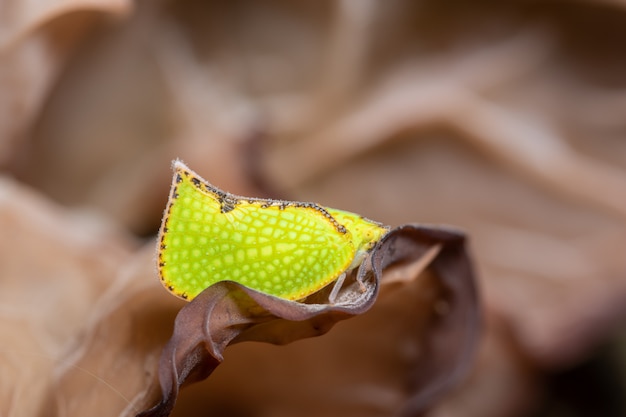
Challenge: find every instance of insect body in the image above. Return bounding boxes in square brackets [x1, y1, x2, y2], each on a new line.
[157, 161, 389, 301]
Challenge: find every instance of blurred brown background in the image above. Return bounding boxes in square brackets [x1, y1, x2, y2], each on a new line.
[1, 0, 626, 416]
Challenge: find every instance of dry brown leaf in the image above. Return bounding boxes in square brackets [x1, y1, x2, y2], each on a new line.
[39, 225, 479, 417]
[42, 245, 185, 417]
[0, 0, 132, 166]
[0, 176, 137, 417]
[427, 313, 539, 417]
[0, 0, 130, 49]
[137, 225, 479, 417]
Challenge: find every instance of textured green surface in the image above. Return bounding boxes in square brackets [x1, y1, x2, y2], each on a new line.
[157, 161, 388, 301]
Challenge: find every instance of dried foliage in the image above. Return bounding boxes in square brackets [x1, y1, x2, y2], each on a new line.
[2, 0, 626, 416]
[0, 176, 137, 417]
[138, 225, 479, 417]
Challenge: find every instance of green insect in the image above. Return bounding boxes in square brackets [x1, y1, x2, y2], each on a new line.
[157, 160, 389, 301]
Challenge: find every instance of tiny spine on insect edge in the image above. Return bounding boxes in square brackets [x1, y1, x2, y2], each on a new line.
[156, 159, 389, 301]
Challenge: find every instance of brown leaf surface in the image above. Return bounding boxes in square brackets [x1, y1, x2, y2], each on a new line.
[0, 0, 132, 166]
[0, 176, 137, 417]
[137, 225, 479, 417]
[42, 245, 184, 417]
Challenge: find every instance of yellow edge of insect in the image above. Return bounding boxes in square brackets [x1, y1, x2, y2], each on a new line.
[157, 160, 389, 302]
